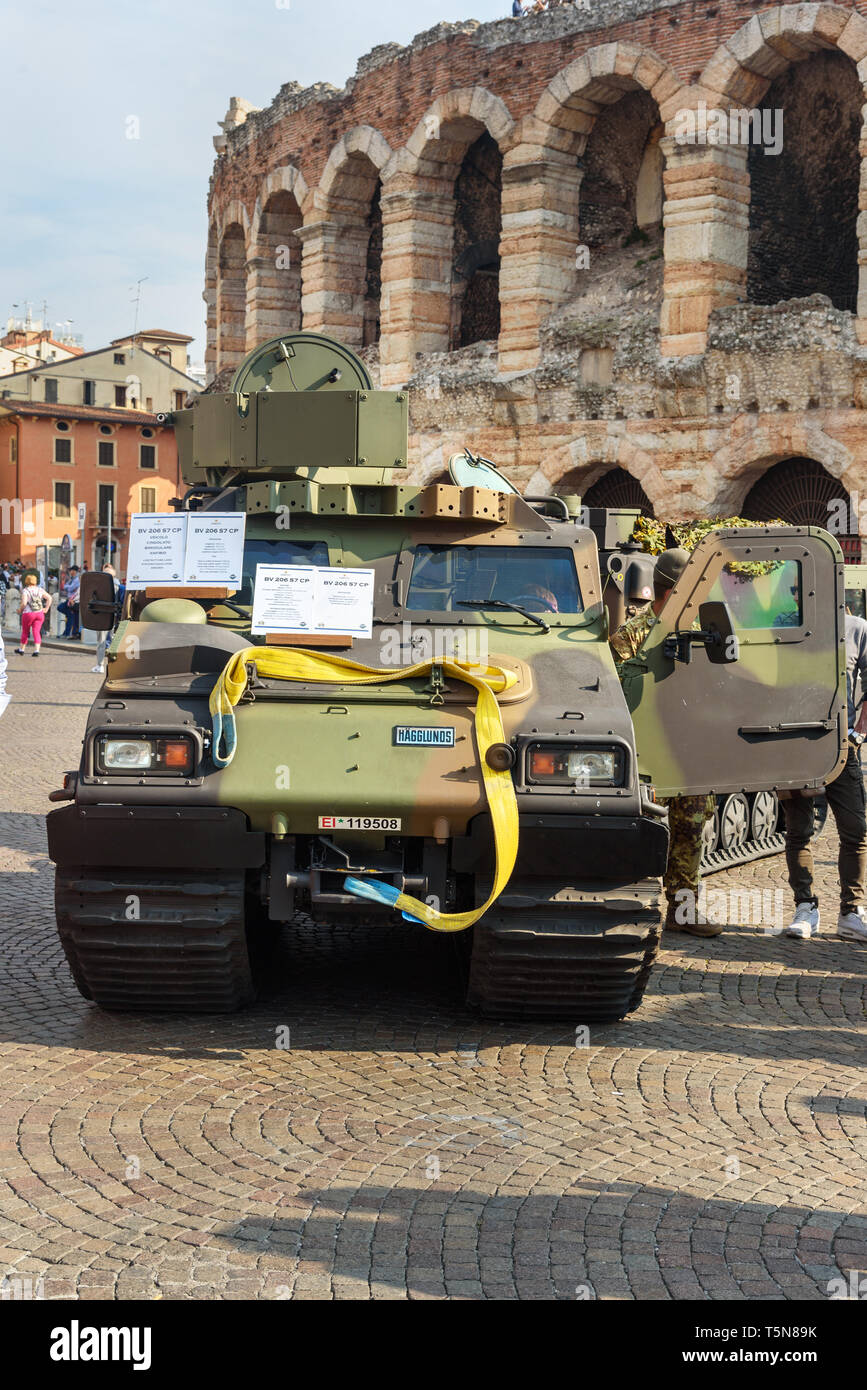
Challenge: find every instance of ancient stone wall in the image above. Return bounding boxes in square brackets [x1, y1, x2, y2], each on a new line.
[206, 3, 867, 536]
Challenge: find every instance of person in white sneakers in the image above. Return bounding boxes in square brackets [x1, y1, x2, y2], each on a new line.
[784, 610, 867, 942]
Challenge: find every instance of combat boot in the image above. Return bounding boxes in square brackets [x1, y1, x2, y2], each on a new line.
[663, 905, 723, 938]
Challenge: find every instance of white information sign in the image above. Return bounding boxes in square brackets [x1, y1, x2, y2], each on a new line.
[314, 568, 375, 637]
[126, 514, 187, 588]
[126, 512, 246, 589]
[251, 565, 317, 634]
[183, 514, 245, 587]
[251, 564, 375, 638]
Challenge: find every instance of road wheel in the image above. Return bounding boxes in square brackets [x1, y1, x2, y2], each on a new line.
[751, 789, 779, 841]
[719, 792, 750, 852]
[701, 804, 720, 864]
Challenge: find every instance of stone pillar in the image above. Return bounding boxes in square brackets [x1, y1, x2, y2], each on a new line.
[216, 271, 247, 376]
[857, 105, 867, 344]
[660, 135, 749, 357]
[203, 238, 217, 383]
[379, 185, 455, 388]
[245, 253, 302, 351]
[498, 151, 583, 375]
[298, 218, 369, 350]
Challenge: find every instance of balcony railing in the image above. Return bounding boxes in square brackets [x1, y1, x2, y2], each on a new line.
[88, 510, 130, 529]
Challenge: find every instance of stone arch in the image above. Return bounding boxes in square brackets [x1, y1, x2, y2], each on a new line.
[740, 456, 851, 530]
[710, 422, 854, 514]
[204, 220, 219, 382]
[302, 128, 391, 351]
[534, 42, 685, 156]
[216, 216, 249, 375]
[659, 7, 867, 352]
[404, 88, 515, 174]
[317, 126, 392, 206]
[498, 45, 681, 375]
[383, 89, 513, 372]
[698, 7, 867, 109]
[546, 431, 669, 516]
[247, 167, 308, 349]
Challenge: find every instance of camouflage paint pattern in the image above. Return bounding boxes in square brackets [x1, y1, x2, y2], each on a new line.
[70, 334, 848, 909]
[609, 603, 713, 905]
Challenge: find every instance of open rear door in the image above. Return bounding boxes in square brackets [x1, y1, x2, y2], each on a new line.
[622, 527, 847, 797]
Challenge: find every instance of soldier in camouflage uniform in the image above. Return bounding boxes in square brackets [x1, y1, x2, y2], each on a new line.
[610, 548, 721, 939]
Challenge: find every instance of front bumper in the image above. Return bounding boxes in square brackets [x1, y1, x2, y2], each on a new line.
[47, 804, 266, 870]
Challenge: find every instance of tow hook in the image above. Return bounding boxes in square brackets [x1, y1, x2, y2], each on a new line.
[48, 772, 78, 803]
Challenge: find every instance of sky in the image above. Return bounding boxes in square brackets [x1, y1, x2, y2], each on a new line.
[2, 0, 509, 368]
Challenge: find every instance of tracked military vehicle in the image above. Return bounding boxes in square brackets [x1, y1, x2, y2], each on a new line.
[48, 333, 847, 1021]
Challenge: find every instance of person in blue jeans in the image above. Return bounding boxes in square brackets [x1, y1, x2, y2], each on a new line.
[59, 567, 81, 638]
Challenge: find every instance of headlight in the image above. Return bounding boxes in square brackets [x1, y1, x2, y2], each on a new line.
[103, 739, 153, 769]
[527, 743, 626, 787]
[96, 735, 195, 775]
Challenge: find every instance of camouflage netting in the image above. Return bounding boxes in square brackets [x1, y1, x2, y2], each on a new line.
[631, 516, 789, 577]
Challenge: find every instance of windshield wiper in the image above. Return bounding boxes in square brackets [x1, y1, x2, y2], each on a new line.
[457, 598, 550, 633]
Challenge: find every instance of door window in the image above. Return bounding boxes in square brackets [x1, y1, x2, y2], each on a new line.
[706, 560, 801, 629]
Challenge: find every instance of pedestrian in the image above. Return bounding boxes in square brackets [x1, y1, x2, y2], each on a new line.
[609, 546, 720, 938]
[783, 610, 867, 942]
[15, 570, 52, 657]
[0, 624, 7, 718]
[92, 564, 124, 675]
[511, 0, 526, 14]
[59, 566, 81, 639]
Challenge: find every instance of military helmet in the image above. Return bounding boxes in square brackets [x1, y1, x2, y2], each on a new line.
[654, 547, 690, 589]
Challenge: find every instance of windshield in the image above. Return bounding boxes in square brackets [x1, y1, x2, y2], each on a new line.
[406, 545, 583, 614]
[237, 539, 330, 604]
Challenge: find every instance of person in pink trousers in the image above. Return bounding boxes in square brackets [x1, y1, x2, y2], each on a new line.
[15, 571, 52, 656]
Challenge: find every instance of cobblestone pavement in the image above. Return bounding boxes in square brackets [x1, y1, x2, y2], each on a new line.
[0, 646, 865, 1302]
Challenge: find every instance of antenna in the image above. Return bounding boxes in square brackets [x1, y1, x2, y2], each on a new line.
[130, 277, 148, 353]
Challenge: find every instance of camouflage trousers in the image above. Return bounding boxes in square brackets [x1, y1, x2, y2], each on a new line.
[659, 794, 716, 908]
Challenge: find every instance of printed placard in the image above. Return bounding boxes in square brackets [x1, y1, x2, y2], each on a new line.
[314, 568, 375, 638]
[251, 565, 317, 634]
[251, 564, 375, 637]
[126, 514, 187, 588]
[184, 514, 245, 586]
[126, 512, 247, 590]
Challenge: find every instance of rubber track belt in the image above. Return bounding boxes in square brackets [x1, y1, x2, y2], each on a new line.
[209, 647, 519, 934]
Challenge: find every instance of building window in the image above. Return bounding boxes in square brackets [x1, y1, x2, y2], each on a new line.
[145, 396, 153, 412]
[174, 391, 186, 410]
[83, 380, 95, 405]
[114, 352, 125, 365]
[141, 426, 154, 438]
[114, 385, 126, 407]
[98, 440, 115, 468]
[99, 424, 112, 436]
[44, 378, 58, 403]
[54, 437, 72, 463]
[53, 481, 71, 519]
[140, 486, 157, 513]
[140, 443, 156, 470]
[97, 484, 115, 525]
[56, 419, 70, 431]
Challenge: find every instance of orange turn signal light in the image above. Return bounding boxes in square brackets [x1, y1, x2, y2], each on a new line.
[163, 740, 191, 769]
[529, 751, 557, 777]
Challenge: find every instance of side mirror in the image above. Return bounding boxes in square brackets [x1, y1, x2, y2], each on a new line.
[663, 600, 739, 665]
[80, 571, 116, 632]
[698, 600, 738, 664]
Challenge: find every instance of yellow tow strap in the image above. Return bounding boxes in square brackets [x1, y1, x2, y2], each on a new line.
[209, 647, 520, 933]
